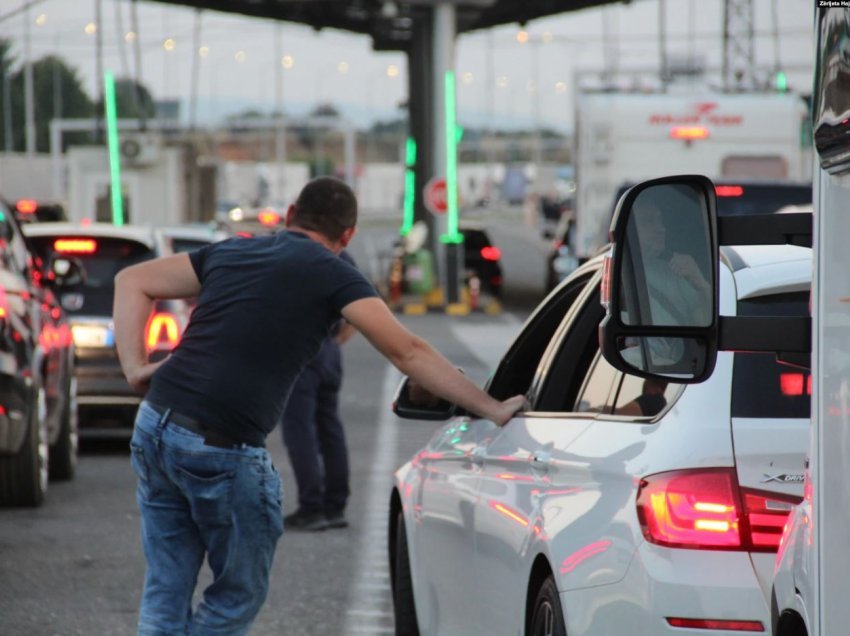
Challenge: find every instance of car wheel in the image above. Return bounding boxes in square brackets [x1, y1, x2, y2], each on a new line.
[393, 510, 420, 636]
[0, 387, 48, 506]
[529, 575, 566, 636]
[49, 379, 78, 481]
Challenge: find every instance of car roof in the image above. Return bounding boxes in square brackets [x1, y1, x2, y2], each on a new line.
[581, 244, 811, 302]
[723, 244, 811, 300]
[158, 224, 229, 242]
[22, 222, 159, 250]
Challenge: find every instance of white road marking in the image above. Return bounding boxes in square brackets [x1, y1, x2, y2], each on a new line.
[344, 364, 401, 636]
[449, 313, 523, 372]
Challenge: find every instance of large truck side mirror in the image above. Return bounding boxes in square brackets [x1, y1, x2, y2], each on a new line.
[599, 175, 719, 383]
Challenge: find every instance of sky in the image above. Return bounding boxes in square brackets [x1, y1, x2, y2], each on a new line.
[0, 0, 815, 132]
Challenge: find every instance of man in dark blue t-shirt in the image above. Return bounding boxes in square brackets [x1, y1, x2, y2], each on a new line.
[114, 177, 524, 635]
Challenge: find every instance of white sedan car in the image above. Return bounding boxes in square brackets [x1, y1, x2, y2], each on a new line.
[389, 245, 811, 635]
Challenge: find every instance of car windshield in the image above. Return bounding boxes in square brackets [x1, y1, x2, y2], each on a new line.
[731, 292, 810, 418]
[28, 236, 155, 316]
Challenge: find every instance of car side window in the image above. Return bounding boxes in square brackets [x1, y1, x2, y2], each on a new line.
[574, 351, 619, 413]
[533, 281, 607, 412]
[487, 269, 596, 400]
[612, 374, 682, 417]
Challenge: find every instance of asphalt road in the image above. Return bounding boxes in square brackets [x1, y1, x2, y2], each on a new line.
[0, 211, 545, 636]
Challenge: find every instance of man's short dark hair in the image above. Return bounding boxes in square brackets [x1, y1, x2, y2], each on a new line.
[290, 177, 358, 241]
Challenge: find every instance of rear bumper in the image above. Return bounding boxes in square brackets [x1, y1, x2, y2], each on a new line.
[561, 543, 770, 634]
[74, 348, 140, 420]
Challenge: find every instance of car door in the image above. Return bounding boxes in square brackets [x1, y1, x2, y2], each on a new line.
[473, 268, 686, 634]
[413, 265, 600, 635]
[472, 269, 607, 633]
[412, 412, 497, 636]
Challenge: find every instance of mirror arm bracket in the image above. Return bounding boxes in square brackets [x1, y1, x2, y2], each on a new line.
[718, 316, 811, 353]
[718, 213, 812, 248]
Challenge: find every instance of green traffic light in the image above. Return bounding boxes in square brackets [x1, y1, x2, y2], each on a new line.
[775, 71, 787, 92]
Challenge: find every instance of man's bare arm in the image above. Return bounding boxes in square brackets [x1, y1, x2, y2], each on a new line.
[341, 297, 523, 426]
[113, 254, 202, 393]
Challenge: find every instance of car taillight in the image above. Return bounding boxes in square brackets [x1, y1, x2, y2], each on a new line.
[637, 468, 799, 552]
[16, 199, 38, 215]
[716, 185, 745, 197]
[0, 286, 8, 319]
[54, 238, 97, 254]
[480, 246, 501, 261]
[742, 490, 796, 550]
[146, 312, 180, 352]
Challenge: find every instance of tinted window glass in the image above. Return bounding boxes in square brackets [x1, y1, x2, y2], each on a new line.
[613, 374, 682, 417]
[715, 184, 812, 216]
[574, 351, 619, 413]
[731, 292, 810, 418]
[28, 236, 155, 316]
[609, 182, 812, 222]
[170, 238, 210, 254]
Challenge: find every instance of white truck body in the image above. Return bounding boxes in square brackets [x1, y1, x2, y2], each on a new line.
[771, 9, 850, 635]
[573, 91, 812, 260]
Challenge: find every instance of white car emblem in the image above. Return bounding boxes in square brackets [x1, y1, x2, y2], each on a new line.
[761, 473, 805, 484]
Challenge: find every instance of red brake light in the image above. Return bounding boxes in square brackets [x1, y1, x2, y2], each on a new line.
[480, 246, 501, 261]
[780, 372, 812, 396]
[637, 468, 800, 552]
[638, 469, 741, 549]
[258, 209, 281, 227]
[670, 126, 709, 140]
[54, 238, 97, 254]
[716, 185, 745, 197]
[742, 490, 796, 549]
[146, 312, 180, 351]
[16, 199, 38, 214]
[666, 617, 764, 632]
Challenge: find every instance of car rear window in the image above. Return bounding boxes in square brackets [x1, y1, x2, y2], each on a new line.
[609, 182, 812, 220]
[28, 236, 155, 316]
[170, 238, 210, 254]
[715, 183, 812, 216]
[731, 292, 810, 419]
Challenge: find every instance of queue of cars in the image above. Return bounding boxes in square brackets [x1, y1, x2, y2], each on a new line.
[0, 204, 227, 507]
[0, 197, 80, 506]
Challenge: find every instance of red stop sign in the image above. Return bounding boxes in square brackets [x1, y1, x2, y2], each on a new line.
[423, 177, 448, 215]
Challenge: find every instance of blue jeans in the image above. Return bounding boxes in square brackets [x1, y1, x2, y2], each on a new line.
[130, 401, 284, 636]
[280, 341, 349, 514]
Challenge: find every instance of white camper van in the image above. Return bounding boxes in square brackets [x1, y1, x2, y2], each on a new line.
[572, 90, 812, 261]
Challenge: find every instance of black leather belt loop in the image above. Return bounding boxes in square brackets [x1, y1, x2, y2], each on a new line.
[146, 402, 258, 449]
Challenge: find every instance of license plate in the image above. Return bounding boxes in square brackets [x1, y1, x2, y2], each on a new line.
[71, 324, 113, 348]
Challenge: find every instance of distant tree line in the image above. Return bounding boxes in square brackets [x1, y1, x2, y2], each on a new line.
[0, 38, 155, 153]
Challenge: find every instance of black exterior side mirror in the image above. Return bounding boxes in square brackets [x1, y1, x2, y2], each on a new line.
[599, 175, 719, 383]
[392, 376, 456, 421]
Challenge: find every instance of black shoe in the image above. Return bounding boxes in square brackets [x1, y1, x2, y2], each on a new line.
[284, 510, 329, 532]
[326, 511, 349, 529]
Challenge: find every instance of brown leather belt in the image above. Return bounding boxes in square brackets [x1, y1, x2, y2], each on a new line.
[147, 402, 259, 449]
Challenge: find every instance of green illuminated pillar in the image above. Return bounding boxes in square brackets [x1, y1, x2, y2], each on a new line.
[401, 137, 417, 236]
[103, 71, 124, 226]
[441, 71, 463, 245]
